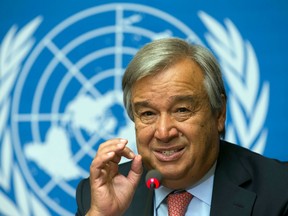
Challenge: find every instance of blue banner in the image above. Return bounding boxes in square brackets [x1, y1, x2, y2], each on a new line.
[1, 0, 288, 215]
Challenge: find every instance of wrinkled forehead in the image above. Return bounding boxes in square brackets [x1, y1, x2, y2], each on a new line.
[131, 58, 207, 101]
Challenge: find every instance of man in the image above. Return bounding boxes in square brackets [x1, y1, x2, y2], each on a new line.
[75, 38, 288, 216]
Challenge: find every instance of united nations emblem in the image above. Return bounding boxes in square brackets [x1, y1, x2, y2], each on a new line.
[0, 3, 269, 215]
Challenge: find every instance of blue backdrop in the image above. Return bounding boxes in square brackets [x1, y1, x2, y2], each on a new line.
[1, 0, 288, 215]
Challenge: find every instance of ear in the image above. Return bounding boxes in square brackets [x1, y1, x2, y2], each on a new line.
[217, 94, 227, 133]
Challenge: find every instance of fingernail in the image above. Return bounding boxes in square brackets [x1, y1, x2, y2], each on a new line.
[107, 152, 114, 156]
[120, 138, 127, 143]
[117, 142, 125, 148]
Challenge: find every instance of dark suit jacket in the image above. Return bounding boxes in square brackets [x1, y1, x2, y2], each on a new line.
[75, 140, 288, 215]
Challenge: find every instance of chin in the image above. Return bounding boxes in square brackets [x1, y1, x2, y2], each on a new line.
[158, 165, 185, 179]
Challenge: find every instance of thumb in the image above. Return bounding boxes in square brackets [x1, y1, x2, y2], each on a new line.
[127, 155, 143, 187]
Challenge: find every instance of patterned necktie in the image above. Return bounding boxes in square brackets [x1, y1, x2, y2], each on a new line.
[167, 190, 193, 216]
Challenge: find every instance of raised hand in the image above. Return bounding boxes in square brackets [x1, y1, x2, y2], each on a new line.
[87, 138, 142, 216]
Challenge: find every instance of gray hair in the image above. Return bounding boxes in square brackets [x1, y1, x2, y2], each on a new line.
[122, 37, 227, 135]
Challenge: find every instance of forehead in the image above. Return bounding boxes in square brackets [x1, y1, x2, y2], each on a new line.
[131, 58, 206, 101]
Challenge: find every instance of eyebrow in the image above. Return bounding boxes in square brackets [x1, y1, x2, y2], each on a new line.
[133, 101, 151, 111]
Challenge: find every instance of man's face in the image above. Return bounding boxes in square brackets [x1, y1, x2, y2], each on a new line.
[131, 58, 226, 189]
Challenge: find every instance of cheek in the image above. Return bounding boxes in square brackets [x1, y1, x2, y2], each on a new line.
[135, 124, 154, 147]
[135, 125, 155, 167]
[183, 117, 215, 147]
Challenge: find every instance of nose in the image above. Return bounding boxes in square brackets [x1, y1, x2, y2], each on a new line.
[154, 113, 179, 142]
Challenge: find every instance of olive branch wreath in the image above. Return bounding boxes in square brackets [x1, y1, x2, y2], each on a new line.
[0, 17, 51, 216]
[199, 11, 269, 153]
[0, 12, 269, 215]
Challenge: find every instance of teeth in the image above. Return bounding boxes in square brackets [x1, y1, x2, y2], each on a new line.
[162, 150, 176, 156]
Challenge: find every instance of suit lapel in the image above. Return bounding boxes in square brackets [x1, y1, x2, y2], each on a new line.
[210, 177, 256, 216]
[210, 141, 256, 216]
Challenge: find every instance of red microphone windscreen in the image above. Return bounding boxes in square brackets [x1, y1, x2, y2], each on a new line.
[145, 169, 162, 189]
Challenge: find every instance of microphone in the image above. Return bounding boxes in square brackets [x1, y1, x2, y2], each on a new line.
[145, 169, 162, 189]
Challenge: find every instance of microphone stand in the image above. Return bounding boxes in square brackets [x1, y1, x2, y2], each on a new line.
[144, 187, 155, 216]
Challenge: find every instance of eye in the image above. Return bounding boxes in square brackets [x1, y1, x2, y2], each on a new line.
[141, 111, 154, 117]
[174, 106, 193, 121]
[177, 107, 190, 113]
[135, 110, 157, 124]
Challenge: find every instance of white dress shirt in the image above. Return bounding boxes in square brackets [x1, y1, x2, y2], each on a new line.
[154, 162, 216, 216]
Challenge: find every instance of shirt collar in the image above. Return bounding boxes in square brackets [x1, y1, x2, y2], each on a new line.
[187, 162, 216, 205]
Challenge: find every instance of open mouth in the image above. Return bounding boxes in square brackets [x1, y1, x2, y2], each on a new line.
[161, 148, 184, 156]
[154, 147, 185, 161]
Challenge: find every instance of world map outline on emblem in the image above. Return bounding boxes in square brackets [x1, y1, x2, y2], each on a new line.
[0, 3, 269, 215]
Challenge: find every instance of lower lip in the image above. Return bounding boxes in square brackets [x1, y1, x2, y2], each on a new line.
[153, 148, 185, 162]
